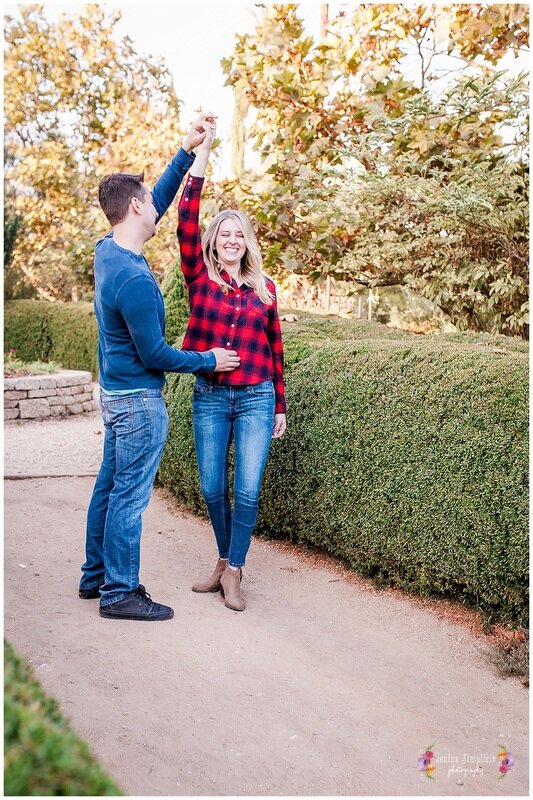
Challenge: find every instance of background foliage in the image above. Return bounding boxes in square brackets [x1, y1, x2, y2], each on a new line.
[221, 3, 529, 336]
[4, 4, 186, 301]
[4, 300, 99, 376]
[4, 4, 528, 338]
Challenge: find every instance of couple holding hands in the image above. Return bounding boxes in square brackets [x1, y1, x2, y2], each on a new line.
[79, 112, 286, 619]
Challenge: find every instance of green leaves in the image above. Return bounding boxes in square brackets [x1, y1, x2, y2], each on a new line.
[220, 3, 528, 337]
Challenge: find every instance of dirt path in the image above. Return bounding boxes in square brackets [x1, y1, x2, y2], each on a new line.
[4, 409, 528, 796]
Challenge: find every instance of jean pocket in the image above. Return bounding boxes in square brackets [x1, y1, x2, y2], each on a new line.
[249, 381, 274, 396]
[193, 381, 210, 396]
[101, 396, 133, 432]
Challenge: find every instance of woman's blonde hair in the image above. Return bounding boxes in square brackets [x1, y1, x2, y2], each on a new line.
[202, 210, 274, 305]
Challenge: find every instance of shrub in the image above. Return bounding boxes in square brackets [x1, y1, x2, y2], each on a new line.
[4, 640, 122, 795]
[160, 261, 190, 346]
[4, 301, 98, 376]
[159, 315, 528, 626]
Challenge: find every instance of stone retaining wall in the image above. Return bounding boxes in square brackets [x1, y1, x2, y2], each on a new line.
[4, 370, 97, 421]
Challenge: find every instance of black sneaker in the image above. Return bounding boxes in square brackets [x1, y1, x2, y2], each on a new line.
[79, 585, 102, 599]
[79, 583, 145, 600]
[99, 586, 174, 621]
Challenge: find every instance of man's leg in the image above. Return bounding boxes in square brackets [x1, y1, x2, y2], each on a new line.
[80, 411, 116, 593]
[99, 391, 169, 608]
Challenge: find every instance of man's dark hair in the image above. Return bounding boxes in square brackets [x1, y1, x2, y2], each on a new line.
[98, 171, 146, 226]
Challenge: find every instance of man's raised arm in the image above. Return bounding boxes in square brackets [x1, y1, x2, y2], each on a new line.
[152, 112, 217, 222]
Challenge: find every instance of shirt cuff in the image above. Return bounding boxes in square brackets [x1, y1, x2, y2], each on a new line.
[202, 350, 216, 371]
[186, 174, 205, 187]
[171, 147, 196, 172]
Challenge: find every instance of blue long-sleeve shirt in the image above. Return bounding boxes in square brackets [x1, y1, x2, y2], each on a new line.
[94, 147, 216, 390]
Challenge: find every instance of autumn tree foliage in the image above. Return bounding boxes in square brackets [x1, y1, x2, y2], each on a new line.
[222, 3, 529, 336]
[4, 4, 186, 300]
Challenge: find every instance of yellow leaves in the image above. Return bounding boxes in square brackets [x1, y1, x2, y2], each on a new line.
[392, 24, 407, 40]
[5, 3, 187, 300]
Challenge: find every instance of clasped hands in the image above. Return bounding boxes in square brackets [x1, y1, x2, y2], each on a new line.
[182, 112, 217, 154]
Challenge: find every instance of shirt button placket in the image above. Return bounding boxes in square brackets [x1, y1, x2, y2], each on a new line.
[228, 291, 241, 348]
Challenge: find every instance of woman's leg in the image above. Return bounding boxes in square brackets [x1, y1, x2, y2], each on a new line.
[193, 382, 232, 559]
[228, 382, 275, 568]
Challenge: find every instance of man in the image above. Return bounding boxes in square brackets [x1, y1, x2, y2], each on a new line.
[80, 113, 239, 621]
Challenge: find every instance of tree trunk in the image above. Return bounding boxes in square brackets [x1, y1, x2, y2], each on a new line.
[231, 80, 249, 179]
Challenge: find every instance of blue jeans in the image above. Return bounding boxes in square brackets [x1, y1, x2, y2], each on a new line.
[193, 377, 275, 568]
[80, 389, 169, 606]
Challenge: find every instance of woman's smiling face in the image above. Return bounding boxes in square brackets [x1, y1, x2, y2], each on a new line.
[215, 218, 246, 267]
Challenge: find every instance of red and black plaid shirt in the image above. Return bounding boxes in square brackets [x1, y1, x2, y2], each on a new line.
[177, 175, 286, 414]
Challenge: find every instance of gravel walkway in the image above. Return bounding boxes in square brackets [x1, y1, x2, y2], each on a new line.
[4, 402, 529, 796]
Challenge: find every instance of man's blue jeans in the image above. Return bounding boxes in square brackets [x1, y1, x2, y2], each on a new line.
[193, 377, 275, 568]
[80, 389, 169, 606]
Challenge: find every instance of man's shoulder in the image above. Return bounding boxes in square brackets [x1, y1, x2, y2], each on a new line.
[95, 231, 113, 250]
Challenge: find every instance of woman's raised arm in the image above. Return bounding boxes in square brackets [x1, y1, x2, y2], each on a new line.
[177, 121, 216, 285]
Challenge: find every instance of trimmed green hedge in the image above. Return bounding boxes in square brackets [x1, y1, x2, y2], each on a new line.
[4, 301, 528, 623]
[159, 316, 528, 626]
[4, 640, 122, 796]
[4, 301, 98, 376]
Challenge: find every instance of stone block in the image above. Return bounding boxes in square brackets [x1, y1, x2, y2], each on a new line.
[49, 395, 68, 406]
[19, 398, 51, 419]
[4, 390, 27, 399]
[57, 385, 85, 396]
[77, 392, 94, 403]
[38, 375, 58, 389]
[4, 400, 20, 408]
[67, 403, 84, 414]
[82, 401, 95, 411]
[60, 395, 80, 406]
[14, 378, 39, 391]
[4, 408, 20, 419]
[28, 388, 58, 398]
[4, 378, 18, 391]
[50, 405, 66, 416]
[55, 371, 92, 387]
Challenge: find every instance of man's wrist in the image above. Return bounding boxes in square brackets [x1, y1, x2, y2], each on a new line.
[182, 135, 199, 154]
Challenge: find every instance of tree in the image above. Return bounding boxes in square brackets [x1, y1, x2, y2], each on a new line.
[4, 4, 186, 300]
[221, 3, 529, 335]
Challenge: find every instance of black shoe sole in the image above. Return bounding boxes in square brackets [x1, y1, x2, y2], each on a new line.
[99, 608, 174, 621]
[79, 588, 101, 599]
[80, 583, 145, 601]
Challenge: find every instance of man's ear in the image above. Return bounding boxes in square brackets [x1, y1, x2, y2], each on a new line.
[130, 196, 143, 215]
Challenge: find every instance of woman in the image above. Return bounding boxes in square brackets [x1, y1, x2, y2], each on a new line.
[177, 122, 287, 612]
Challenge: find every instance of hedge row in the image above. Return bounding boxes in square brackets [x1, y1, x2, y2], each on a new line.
[4, 300, 98, 376]
[3, 285, 190, 376]
[4, 301, 528, 624]
[159, 316, 528, 627]
[5, 297, 526, 378]
[4, 640, 121, 796]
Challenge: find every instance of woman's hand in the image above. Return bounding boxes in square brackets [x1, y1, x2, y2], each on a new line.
[196, 120, 216, 154]
[189, 120, 216, 178]
[272, 414, 287, 439]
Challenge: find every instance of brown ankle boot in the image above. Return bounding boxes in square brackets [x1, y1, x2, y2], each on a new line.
[220, 566, 245, 611]
[192, 558, 228, 593]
